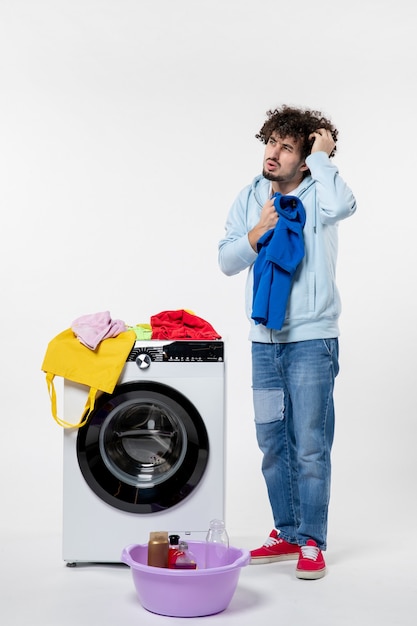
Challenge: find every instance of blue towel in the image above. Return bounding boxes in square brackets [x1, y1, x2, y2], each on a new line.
[252, 193, 306, 330]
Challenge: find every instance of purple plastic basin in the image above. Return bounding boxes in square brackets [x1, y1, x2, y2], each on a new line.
[121, 540, 250, 617]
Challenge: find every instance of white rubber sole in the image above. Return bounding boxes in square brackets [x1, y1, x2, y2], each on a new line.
[296, 566, 327, 580]
[250, 553, 299, 565]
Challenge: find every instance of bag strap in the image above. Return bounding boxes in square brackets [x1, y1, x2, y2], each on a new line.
[45, 372, 96, 429]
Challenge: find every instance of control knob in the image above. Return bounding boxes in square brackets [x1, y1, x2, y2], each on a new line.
[136, 353, 152, 369]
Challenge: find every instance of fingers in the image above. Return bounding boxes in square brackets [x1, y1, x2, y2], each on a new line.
[260, 198, 278, 229]
[309, 128, 335, 156]
[308, 128, 332, 141]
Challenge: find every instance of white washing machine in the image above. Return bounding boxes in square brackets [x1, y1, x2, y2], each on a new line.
[62, 339, 225, 565]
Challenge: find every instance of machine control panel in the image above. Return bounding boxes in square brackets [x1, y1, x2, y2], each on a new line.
[126, 340, 224, 364]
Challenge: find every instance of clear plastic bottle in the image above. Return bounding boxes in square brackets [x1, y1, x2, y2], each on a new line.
[172, 540, 197, 570]
[205, 519, 229, 568]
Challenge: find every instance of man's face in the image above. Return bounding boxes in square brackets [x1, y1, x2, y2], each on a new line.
[262, 132, 308, 184]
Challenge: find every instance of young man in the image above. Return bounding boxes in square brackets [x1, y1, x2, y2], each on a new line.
[218, 105, 356, 579]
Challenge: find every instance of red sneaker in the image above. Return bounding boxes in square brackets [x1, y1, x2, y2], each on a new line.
[296, 539, 326, 579]
[250, 529, 300, 564]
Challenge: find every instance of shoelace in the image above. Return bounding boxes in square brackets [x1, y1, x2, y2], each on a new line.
[300, 544, 320, 561]
[263, 535, 281, 547]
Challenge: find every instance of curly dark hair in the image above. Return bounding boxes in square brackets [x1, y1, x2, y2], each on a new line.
[256, 105, 338, 158]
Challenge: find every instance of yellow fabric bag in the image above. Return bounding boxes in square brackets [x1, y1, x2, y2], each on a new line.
[41, 328, 136, 428]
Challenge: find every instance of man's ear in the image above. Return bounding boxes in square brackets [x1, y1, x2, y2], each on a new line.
[299, 161, 309, 173]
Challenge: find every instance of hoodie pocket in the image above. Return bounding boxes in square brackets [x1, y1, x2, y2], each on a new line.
[284, 270, 315, 319]
[308, 271, 316, 312]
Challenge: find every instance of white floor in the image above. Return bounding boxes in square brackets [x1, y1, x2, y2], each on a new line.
[2, 530, 415, 626]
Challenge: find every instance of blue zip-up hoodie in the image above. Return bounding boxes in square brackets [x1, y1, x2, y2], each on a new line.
[218, 152, 357, 343]
[252, 194, 306, 330]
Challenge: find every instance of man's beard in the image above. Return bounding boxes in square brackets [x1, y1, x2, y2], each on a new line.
[262, 161, 306, 183]
[262, 168, 288, 182]
[262, 168, 281, 182]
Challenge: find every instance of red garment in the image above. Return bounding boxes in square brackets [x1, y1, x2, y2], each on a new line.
[151, 310, 221, 340]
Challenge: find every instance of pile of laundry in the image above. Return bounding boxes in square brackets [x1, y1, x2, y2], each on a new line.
[72, 309, 221, 349]
[41, 309, 221, 429]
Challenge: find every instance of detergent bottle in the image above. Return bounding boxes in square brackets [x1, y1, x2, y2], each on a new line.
[171, 540, 197, 570]
[168, 534, 181, 568]
[147, 531, 169, 568]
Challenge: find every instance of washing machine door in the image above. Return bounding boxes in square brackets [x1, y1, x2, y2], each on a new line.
[76, 381, 209, 513]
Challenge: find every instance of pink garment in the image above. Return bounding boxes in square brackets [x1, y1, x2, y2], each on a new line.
[71, 311, 127, 350]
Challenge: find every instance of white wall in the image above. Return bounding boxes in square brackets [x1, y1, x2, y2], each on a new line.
[1, 0, 416, 543]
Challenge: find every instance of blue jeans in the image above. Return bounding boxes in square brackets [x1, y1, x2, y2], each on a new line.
[252, 339, 339, 550]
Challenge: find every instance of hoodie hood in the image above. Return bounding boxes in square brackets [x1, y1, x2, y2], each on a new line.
[251, 173, 316, 209]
